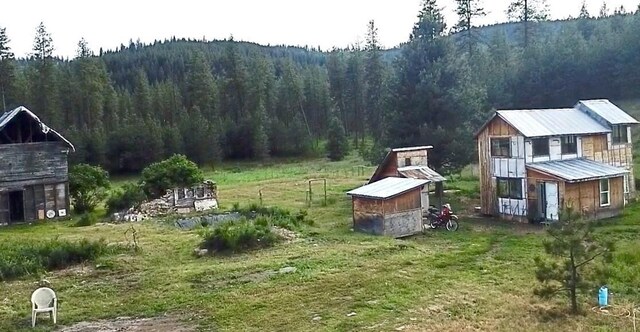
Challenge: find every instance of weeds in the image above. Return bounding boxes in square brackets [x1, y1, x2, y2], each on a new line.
[0, 238, 117, 281]
[199, 218, 279, 254]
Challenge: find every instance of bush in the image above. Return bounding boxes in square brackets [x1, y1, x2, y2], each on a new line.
[140, 154, 204, 198]
[75, 213, 98, 227]
[326, 114, 349, 161]
[106, 183, 147, 213]
[200, 219, 278, 253]
[0, 238, 115, 281]
[231, 203, 313, 229]
[69, 164, 111, 213]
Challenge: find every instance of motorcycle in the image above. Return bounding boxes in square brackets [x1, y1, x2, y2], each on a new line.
[424, 203, 459, 232]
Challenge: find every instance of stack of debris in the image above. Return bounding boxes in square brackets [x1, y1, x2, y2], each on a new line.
[111, 180, 219, 222]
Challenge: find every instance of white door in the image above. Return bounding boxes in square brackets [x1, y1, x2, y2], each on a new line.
[421, 185, 429, 214]
[545, 182, 559, 221]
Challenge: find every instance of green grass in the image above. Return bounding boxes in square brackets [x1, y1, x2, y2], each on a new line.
[1, 152, 640, 331]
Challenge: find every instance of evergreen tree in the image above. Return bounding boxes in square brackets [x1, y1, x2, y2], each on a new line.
[578, 0, 590, 19]
[132, 69, 151, 118]
[344, 47, 366, 147]
[0, 27, 15, 112]
[30, 22, 60, 126]
[326, 112, 349, 161]
[185, 51, 216, 117]
[507, 0, 549, 47]
[454, 0, 486, 54]
[534, 208, 614, 313]
[364, 20, 386, 141]
[599, 1, 609, 17]
[76, 37, 92, 58]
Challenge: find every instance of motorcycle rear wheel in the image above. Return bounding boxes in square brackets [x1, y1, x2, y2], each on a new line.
[446, 219, 459, 231]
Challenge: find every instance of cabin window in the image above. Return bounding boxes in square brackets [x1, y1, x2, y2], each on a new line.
[612, 125, 628, 144]
[600, 179, 610, 207]
[497, 178, 523, 199]
[404, 157, 411, 166]
[561, 136, 577, 154]
[491, 138, 510, 157]
[532, 138, 549, 157]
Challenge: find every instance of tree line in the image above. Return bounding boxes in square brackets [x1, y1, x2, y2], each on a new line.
[1, 0, 640, 173]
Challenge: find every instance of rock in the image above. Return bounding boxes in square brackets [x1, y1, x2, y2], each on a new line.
[366, 300, 379, 305]
[38, 279, 51, 287]
[278, 267, 297, 274]
[194, 248, 209, 257]
[346, 312, 357, 317]
[312, 315, 322, 321]
[395, 326, 406, 331]
[271, 226, 298, 242]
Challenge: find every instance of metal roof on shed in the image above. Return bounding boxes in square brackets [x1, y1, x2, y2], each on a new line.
[527, 158, 627, 183]
[0, 106, 75, 151]
[496, 108, 610, 138]
[347, 177, 428, 200]
[577, 99, 639, 125]
[397, 166, 446, 183]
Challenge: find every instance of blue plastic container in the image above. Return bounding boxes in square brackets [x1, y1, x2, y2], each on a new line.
[598, 286, 608, 307]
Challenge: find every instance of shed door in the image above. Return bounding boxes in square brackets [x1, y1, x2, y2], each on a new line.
[544, 182, 559, 221]
[421, 185, 429, 214]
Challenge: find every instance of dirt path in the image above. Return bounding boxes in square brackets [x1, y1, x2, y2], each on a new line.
[58, 316, 197, 332]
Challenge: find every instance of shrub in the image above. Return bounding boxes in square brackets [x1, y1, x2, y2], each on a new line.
[200, 219, 278, 253]
[0, 238, 115, 281]
[69, 164, 111, 213]
[75, 213, 97, 227]
[106, 183, 147, 213]
[326, 114, 349, 161]
[140, 154, 204, 198]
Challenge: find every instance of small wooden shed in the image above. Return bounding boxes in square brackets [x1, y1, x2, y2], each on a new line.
[0, 106, 74, 225]
[347, 177, 428, 238]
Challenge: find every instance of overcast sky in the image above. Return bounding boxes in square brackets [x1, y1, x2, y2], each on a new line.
[1, 0, 638, 58]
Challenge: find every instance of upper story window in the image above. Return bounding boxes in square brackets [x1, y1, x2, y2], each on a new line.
[612, 125, 628, 144]
[532, 138, 549, 157]
[561, 135, 577, 154]
[404, 157, 411, 166]
[491, 138, 510, 157]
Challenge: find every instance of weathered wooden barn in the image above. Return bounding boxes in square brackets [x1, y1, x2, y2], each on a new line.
[368, 146, 445, 214]
[0, 106, 74, 225]
[347, 177, 428, 238]
[475, 99, 637, 222]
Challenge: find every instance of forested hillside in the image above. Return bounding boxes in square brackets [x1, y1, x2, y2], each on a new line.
[1, 0, 640, 174]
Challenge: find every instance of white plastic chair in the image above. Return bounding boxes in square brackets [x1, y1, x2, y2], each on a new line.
[31, 287, 57, 327]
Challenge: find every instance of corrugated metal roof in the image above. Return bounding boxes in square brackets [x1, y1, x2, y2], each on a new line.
[497, 108, 610, 138]
[392, 146, 433, 152]
[527, 158, 627, 183]
[576, 99, 639, 125]
[398, 166, 446, 183]
[0, 106, 75, 151]
[347, 177, 428, 199]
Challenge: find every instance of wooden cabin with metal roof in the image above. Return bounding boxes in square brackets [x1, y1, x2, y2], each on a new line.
[475, 99, 638, 222]
[347, 177, 429, 238]
[368, 146, 445, 215]
[0, 106, 74, 225]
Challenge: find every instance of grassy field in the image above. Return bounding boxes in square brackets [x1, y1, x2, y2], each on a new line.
[1, 153, 640, 331]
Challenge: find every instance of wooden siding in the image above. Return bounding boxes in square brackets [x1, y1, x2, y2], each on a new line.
[352, 188, 423, 237]
[564, 176, 624, 219]
[0, 182, 69, 225]
[0, 141, 70, 224]
[0, 142, 69, 188]
[396, 150, 428, 168]
[477, 116, 521, 215]
[382, 188, 422, 214]
[487, 117, 519, 136]
[582, 134, 635, 196]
